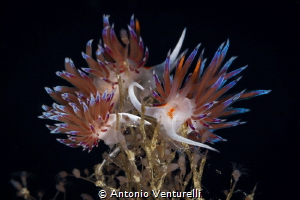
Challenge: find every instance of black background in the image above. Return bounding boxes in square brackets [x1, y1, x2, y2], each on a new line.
[1, 1, 299, 199]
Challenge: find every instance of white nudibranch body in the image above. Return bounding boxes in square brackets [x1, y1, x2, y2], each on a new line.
[128, 82, 218, 152]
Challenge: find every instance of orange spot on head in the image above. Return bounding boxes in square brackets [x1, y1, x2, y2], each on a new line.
[167, 108, 175, 119]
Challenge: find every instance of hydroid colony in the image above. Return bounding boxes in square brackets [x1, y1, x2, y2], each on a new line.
[38, 14, 270, 199]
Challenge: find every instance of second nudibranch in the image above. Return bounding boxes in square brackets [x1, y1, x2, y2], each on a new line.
[81, 15, 186, 112]
[129, 40, 270, 152]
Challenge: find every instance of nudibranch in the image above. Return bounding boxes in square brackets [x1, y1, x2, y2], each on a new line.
[81, 15, 186, 111]
[39, 58, 150, 152]
[39, 14, 185, 151]
[129, 40, 270, 152]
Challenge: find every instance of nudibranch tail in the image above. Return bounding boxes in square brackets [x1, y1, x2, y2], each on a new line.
[146, 28, 186, 80]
